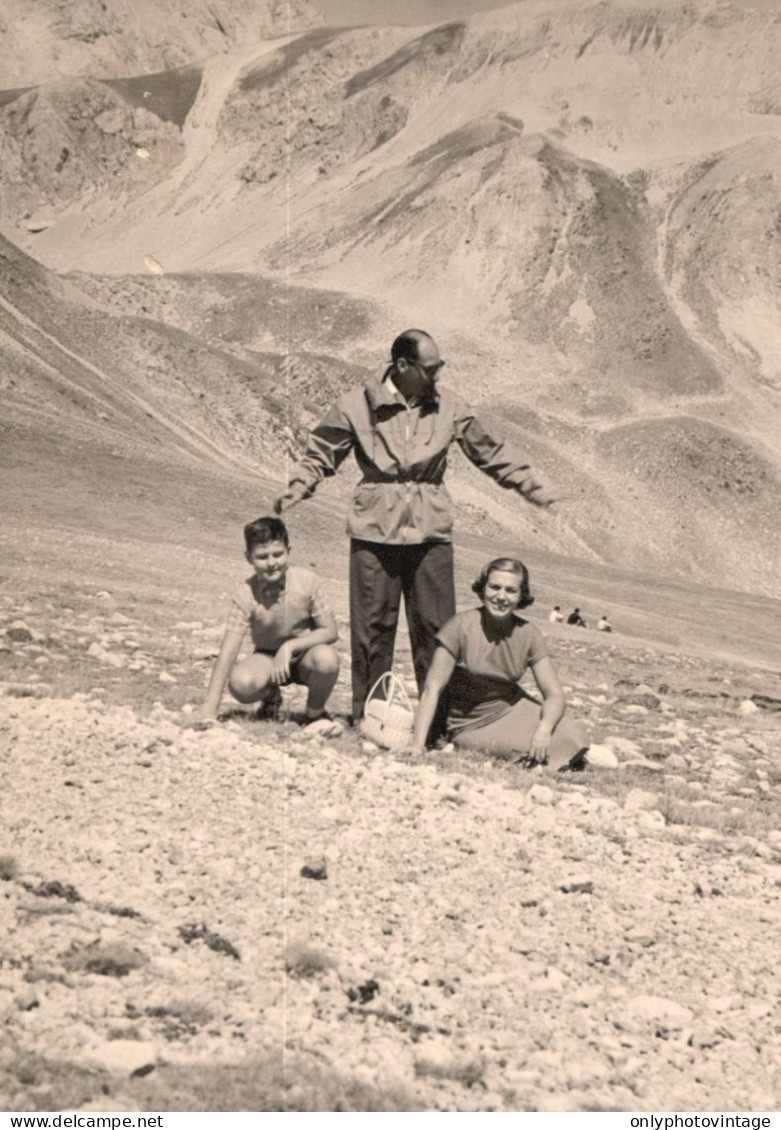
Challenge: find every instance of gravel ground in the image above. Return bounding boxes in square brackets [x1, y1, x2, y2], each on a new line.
[1, 648, 779, 1112]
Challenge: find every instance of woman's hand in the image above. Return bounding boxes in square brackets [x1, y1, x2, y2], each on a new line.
[528, 721, 553, 763]
[271, 641, 294, 684]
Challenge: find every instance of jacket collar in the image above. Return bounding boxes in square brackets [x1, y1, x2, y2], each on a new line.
[365, 365, 440, 413]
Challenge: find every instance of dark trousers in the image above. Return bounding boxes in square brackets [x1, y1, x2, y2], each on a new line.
[349, 539, 455, 734]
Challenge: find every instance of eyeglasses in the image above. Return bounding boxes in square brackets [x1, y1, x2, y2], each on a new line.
[411, 358, 445, 378]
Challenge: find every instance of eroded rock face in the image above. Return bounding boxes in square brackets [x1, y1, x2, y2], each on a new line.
[0, 80, 185, 218]
[0, 0, 322, 86]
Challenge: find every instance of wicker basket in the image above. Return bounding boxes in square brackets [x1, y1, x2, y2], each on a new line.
[360, 671, 415, 750]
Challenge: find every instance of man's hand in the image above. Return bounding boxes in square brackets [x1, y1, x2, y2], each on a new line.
[271, 641, 294, 684]
[526, 485, 558, 508]
[273, 491, 302, 515]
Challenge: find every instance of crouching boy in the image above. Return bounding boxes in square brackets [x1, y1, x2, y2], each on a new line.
[196, 516, 340, 722]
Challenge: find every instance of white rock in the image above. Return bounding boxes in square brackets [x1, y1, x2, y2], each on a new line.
[82, 1038, 158, 1074]
[626, 995, 694, 1028]
[637, 809, 666, 834]
[624, 788, 661, 812]
[528, 784, 555, 805]
[585, 744, 619, 769]
[302, 717, 343, 739]
[739, 699, 759, 715]
[620, 758, 663, 772]
[158, 672, 177, 684]
[604, 736, 641, 757]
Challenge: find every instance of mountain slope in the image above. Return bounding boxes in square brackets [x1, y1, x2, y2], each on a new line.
[0, 0, 779, 595]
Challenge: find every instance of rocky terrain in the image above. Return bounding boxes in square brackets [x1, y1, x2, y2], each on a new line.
[3, 537, 778, 1114]
[1, 0, 780, 1113]
[1, 577, 780, 1112]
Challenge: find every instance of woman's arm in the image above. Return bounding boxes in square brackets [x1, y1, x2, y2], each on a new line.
[528, 655, 567, 761]
[411, 645, 457, 751]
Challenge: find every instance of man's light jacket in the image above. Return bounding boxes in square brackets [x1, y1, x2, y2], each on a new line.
[285, 370, 546, 545]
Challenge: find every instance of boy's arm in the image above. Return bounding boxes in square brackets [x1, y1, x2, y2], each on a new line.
[274, 401, 356, 513]
[453, 399, 556, 508]
[197, 629, 245, 719]
[270, 609, 339, 683]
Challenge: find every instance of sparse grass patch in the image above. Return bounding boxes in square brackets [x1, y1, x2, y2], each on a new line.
[127, 1053, 419, 1111]
[1, 1053, 108, 1112]
[177, 922, 240, 960]
[141, 998, 214, 1040]
[95, 901, 142, 919]
[5, 683, 52, 699]
[414, 1050, 485, 1087]
[25, 879, 82, 903]
[285, 940, 335, 979]
[0, 853, 19, 880]
[657, 794, 778, 838]
[62, 941, 148, 977]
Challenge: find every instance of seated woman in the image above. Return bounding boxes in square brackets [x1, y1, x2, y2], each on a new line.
[411, 557, 588, 769]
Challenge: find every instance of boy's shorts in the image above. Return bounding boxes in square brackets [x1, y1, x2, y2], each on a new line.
[254, 649, 308, 687]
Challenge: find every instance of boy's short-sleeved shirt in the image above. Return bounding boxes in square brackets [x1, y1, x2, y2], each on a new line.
[225, 565, 332, 652]
[435, 608, 548, 733]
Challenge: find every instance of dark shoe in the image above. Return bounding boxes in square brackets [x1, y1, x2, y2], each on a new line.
[256, 685, 283, 721]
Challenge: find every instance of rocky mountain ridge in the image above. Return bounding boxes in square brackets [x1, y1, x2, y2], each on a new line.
[0, 0, 779, 595]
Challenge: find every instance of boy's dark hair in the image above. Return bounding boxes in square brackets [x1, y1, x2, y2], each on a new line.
[244, 516, 289, 552]
[471, 556, 534, 609]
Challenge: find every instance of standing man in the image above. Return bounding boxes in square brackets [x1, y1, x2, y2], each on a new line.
[274, 329, 554, 730]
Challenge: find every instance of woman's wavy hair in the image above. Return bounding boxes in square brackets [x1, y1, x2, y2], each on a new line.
[471, 557, 534, 610]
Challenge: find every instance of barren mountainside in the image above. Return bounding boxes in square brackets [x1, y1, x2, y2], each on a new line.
[0, 0, 779, 595]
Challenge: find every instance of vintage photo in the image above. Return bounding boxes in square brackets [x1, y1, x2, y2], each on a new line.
[1, 0, 779, 1115]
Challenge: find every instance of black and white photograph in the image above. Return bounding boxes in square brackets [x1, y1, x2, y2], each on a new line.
[1, 0, 779, 1116]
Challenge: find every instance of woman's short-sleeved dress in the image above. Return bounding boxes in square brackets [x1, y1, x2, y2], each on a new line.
[435, 607, 587, 768]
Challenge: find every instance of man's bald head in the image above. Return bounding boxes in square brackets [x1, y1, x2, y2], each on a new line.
[389, 329, 443, 402]
[391, 329, 435, 366]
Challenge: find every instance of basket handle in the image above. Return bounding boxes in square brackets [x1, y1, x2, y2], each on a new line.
[365, 670, 413, 715]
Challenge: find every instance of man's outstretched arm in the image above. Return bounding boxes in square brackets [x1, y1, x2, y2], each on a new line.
[454, 403, 556, 508]
[273, 403, 355, 513]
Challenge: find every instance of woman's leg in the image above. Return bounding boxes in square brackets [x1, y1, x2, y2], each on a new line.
[297, 644, 340, 719]
[453, 698, 588, 771]
[228, 653, 275, 703]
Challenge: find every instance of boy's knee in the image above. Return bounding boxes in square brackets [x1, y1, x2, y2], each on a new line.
[305, 644, 340, 674]
[229, 669, 262, 700]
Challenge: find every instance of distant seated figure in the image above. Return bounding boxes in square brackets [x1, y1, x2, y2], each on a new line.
[548, 605, 564, 623]
[567, 607, 587, 628]
[597, 615, 612, 632]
